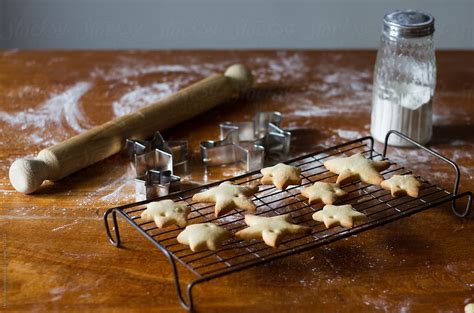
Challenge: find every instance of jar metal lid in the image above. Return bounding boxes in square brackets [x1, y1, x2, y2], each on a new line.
[383, 9, 435, 38]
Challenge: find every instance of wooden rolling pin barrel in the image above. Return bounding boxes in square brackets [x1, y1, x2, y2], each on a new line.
[9, 64, 253, 194]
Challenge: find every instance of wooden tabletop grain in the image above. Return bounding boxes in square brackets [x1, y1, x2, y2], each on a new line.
[0, 50, 472, 312]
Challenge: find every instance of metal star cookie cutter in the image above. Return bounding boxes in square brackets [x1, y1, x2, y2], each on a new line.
[134, 169, 181, 200]
[200, 112, 291, 171]
[126, 132, 187, 198]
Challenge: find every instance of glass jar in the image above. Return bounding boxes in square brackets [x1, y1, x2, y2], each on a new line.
[370, 10, 436, 146]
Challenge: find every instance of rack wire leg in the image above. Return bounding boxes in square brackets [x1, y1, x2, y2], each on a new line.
[186, 281, 200, 312]
[185, 277, 210, 312]
[104, 208, 121, 246]
[167, 253, 209, 312]
[165, 253, 202, 311]
[452, 191, 472, 217]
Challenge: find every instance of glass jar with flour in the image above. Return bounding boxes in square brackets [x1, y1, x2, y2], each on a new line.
[371, 10, 436, 146]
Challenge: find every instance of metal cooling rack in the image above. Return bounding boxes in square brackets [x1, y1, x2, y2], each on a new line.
[104, 130, 472, 311]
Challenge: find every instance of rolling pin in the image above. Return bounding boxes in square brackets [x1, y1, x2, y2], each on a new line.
[9, 64, 253, 194]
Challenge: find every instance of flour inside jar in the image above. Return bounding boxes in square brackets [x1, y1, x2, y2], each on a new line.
[371, 81, 433, 146]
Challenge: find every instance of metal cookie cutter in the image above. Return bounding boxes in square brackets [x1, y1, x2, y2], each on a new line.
[135, 169, 181, 200]
[126, 132, 187, 199]
[200, 112, 291, 171]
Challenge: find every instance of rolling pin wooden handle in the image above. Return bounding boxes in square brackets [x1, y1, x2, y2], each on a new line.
[9, 64, 253, 194]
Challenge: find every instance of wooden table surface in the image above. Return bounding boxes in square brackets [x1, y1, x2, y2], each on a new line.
[0, 50, 472, 312]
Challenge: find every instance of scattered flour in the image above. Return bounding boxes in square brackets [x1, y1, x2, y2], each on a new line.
[73, 165, 137, 207]
[386, 148, 432, 164]
[362, 295, 391, 311]
[287, 97, 369, 119]
[98, 183, 133, 203]
[310, 65, 371, 100]
[49, 286, 67, 302]
[112, 83, 174, 117]
[434, 106, 472, 125]
[284, 64, 372, 120]
[1, 49, 19, 56]
[387, 142, 473, 182]
[92, 51, 310, 85]
[110, 75, 196, 117]
[91, 60, 223, 81]
[253, 52, 309, 82]
[6, 85, 42, 98]
[336, 129, 364, 140]
[0, 82, 92, 146]
[51, 219, 80, 232]
[61, 83, 94, 133]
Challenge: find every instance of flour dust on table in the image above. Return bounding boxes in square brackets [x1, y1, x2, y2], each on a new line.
[0, 82, 92, 146]
[112, 83, 175, 117]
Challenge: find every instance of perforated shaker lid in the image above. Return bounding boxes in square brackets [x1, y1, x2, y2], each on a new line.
[383, 9, 435, 38]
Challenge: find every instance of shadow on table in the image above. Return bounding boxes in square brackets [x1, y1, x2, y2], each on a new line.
[241, 85, 299, 103]
[249, 220, 437, 282]
[288, 128, 325, 157]
[431, 124, 474, 145]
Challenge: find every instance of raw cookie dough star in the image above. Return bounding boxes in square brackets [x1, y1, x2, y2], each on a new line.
[260, 163, 302, 190]
[323, 153, 390, 185]
[301, 182, 348, 205]
[380, 174, 423, 198]
[235, 214, 311, 248]
[177, 223, 230, 252]
[192, 181, 259, 217]
[141, 199, 191, 228]
[313, 204, 366, 228]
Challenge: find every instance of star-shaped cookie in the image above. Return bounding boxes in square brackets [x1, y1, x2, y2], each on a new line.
[235, 214, 311, 248]
[192, 181, 259, 217]
[141, 199, 191, 228]
[465, 303, 474, 313]
[301, 182, 348, 205]
[177, 223, 230, 252]
[380, 174, 423, 198]
[323, 153, 390, 185]
[313, 204, 366, 228]
[260, 163, 302, 190]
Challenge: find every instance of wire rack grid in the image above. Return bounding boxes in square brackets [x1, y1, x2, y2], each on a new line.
[104, 130, 472, 311]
